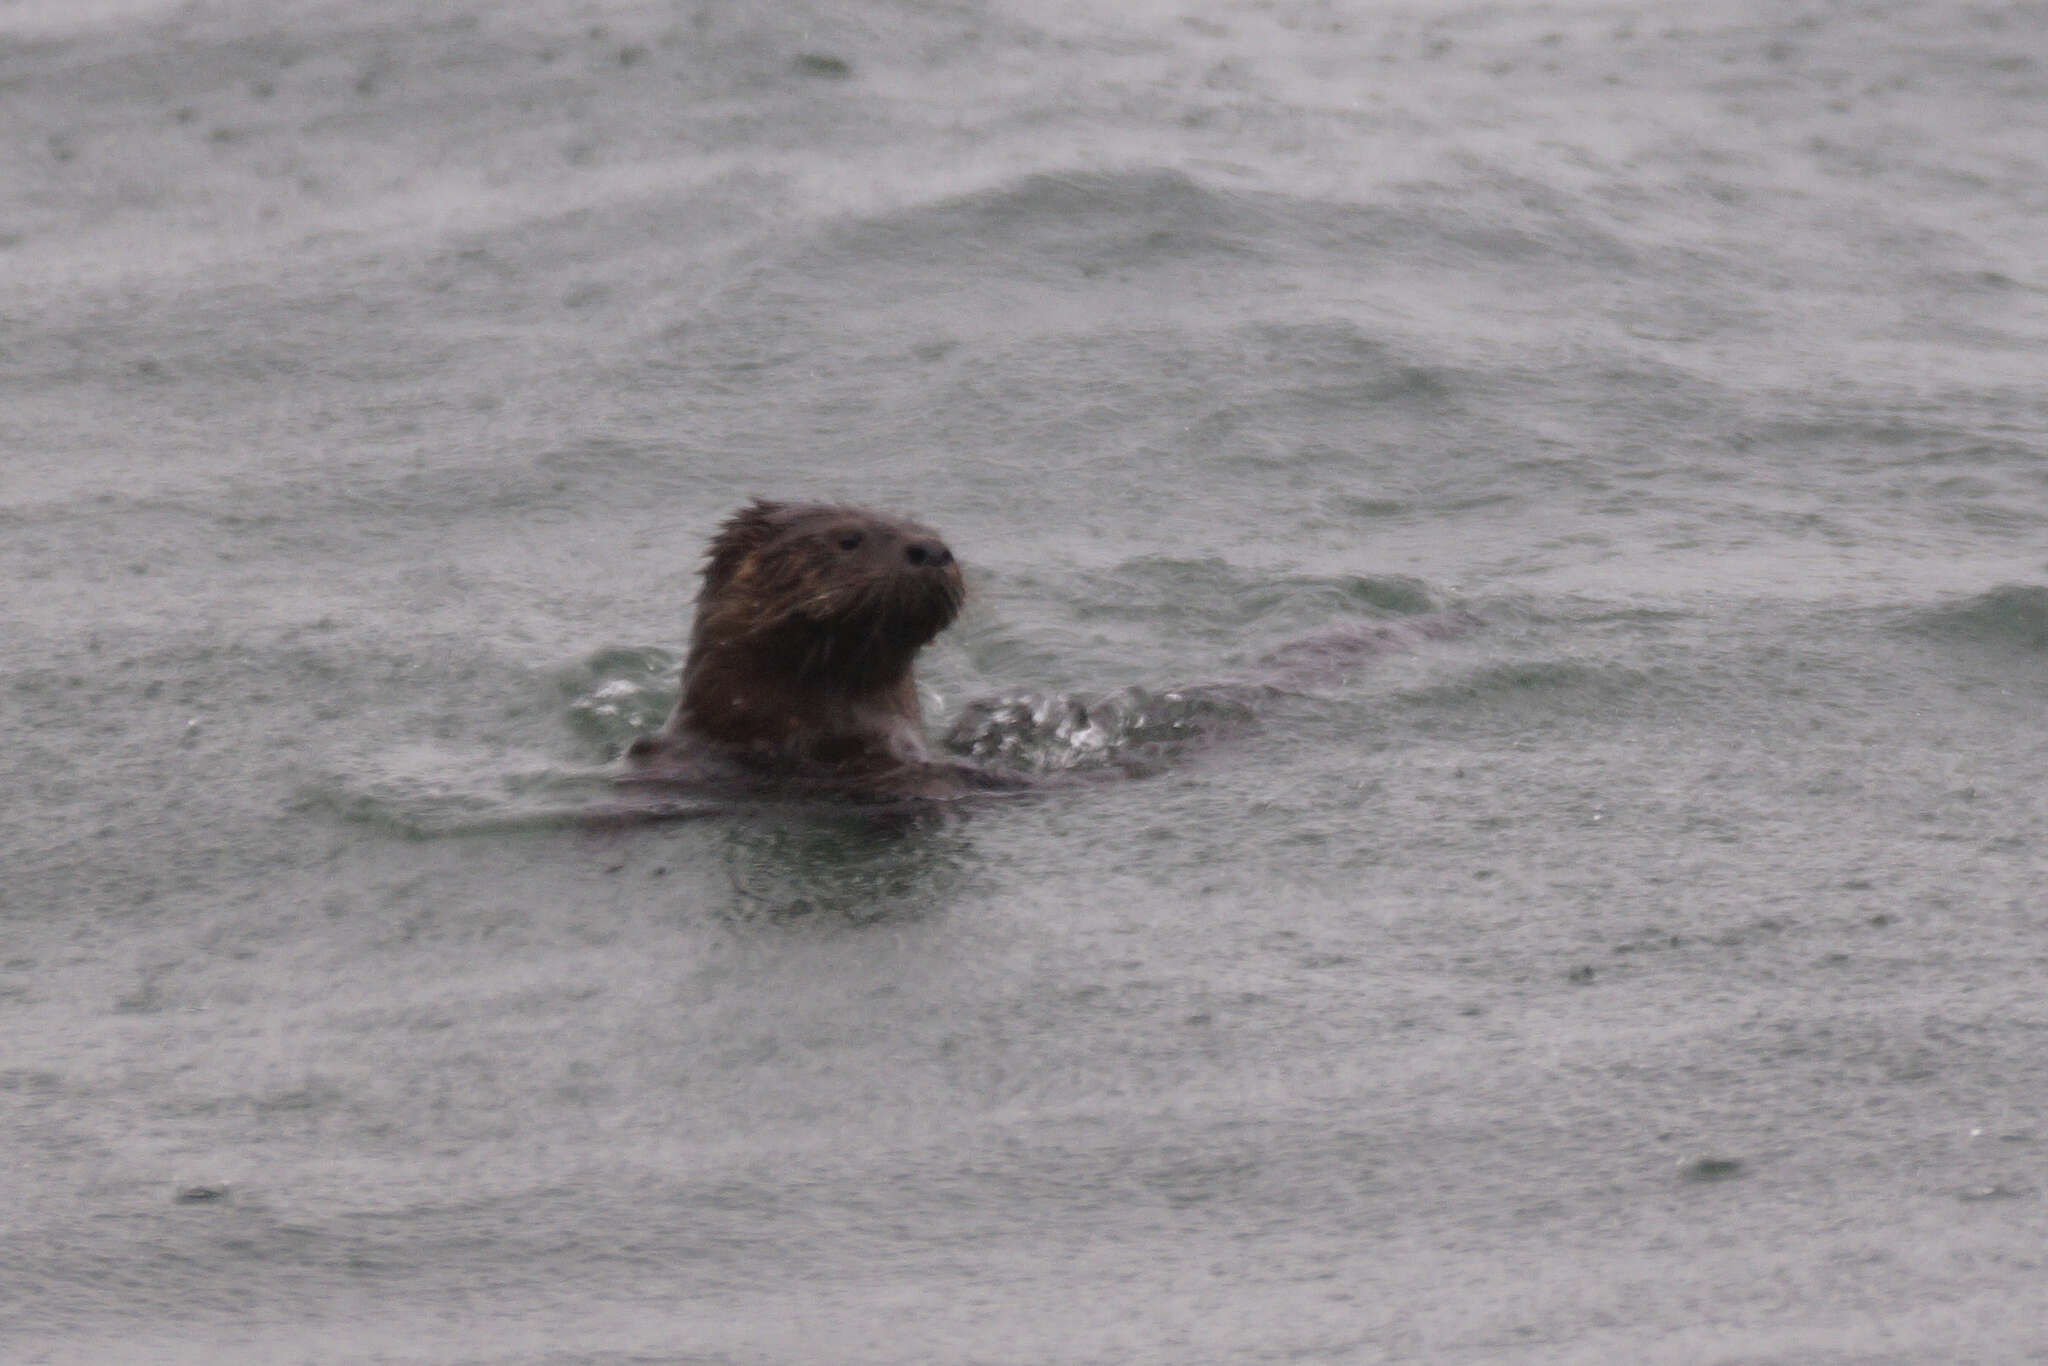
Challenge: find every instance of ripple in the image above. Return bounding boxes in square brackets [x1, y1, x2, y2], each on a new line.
[301, 742, 613, 839]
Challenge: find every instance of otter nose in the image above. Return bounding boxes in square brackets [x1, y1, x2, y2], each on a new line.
[904, 539, 954, 569]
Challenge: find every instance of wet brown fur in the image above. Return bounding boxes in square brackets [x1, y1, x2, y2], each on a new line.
[621, 500, 1005, 801]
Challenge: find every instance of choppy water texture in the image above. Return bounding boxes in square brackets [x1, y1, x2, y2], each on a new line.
[4, 1, 2047, 1361]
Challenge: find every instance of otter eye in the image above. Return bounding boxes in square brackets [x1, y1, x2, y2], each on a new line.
[836, 532, 864, 551]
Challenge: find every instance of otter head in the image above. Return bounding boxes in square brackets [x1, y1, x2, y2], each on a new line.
[668, 499, 965, 767]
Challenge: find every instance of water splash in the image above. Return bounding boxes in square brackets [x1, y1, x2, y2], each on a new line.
[561, 646, 680, 754]
[942, 686, 1261, 777]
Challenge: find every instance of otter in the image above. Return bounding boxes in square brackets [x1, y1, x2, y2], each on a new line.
[618, 499, 1019, 805]
[615, 499, 1473, 811]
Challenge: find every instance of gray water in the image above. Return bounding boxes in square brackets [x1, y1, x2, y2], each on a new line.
[4, 1, 2047, 1362]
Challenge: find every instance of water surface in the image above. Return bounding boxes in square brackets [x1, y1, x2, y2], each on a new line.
[4, 1, 2046, 1361]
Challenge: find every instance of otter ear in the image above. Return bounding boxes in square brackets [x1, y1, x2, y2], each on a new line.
[701, 499, 785, 596]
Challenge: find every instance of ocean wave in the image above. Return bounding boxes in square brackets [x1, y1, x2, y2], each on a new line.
[1393, 656, 1659, 718]
[683, 161, 1646, 315]
[1902, 585, 2048, 651]
[1058, 557, 1442, 625]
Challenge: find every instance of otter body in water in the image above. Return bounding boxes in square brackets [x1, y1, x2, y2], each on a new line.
[620, 500, 1016, 804]
[617, 499, 1473, 810]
